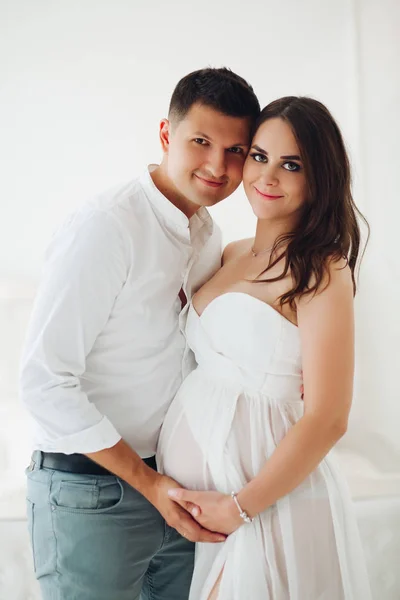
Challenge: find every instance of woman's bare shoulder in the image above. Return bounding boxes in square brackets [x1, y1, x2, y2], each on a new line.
[297, 256, 353, 312]
[222, 238, 253, 264]
[320, 256, 353, 292]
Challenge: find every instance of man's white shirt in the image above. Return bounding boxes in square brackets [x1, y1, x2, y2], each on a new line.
[20, 166, 222, 457]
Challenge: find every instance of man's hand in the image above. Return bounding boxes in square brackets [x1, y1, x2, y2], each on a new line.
[85, 440, 225, 543]
[168, 488, 243, 535]
[147, 474, 227, 543]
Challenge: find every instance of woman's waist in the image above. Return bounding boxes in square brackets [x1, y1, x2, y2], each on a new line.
[183, 360, 303, 403]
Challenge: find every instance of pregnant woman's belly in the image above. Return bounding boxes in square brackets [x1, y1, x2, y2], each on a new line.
[157, 388, 216, 491]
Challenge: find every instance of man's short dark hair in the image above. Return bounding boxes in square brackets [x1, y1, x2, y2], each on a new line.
[168, 67, 260, 124]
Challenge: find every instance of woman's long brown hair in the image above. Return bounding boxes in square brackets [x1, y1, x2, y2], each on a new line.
[255, 97, 369, 309]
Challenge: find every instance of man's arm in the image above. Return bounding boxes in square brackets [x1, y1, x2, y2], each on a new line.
[20, 209, 224, 542]
[20, 210, 126, 453]
[86, 440, 225, 542]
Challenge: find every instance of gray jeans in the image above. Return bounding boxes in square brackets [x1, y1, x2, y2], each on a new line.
[26, 456, 195, 600]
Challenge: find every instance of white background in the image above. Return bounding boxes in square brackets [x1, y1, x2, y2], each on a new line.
[0, 0, 390, 280]
[0, 1, 399, 597]
[1, 0, 399, 485]
[0, 0, 400, 590]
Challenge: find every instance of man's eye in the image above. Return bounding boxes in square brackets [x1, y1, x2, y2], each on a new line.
[228, 147, 244, 154]
[283, 162, 301, 172]
[250, 152, 267, 163]
[194, 138, 208, 145]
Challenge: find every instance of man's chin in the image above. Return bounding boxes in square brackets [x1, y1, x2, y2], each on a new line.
[190, 186, 230, 207]
[191, 195, 224, 209]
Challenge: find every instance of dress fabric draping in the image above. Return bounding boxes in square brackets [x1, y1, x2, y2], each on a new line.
[157, 292, 372, 600]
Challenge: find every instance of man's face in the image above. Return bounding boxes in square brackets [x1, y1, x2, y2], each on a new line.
[160, 103, 251, 211]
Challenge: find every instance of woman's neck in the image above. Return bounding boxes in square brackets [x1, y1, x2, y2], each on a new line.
[252, 218, 294, 255]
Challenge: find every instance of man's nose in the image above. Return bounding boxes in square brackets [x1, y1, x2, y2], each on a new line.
[205, 150, 227, 179]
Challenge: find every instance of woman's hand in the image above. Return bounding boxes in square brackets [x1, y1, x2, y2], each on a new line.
[168, 488, 244, 535]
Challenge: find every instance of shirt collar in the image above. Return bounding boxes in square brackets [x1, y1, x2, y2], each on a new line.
[139, 165, 213, 239]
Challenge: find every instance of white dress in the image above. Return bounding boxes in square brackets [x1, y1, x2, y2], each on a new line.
[157, 292, 371, 600]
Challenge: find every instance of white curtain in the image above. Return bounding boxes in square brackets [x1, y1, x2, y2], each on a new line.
[335, 0, 400, 498]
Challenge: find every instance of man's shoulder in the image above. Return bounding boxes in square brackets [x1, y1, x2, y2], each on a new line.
[85, 174, 147, 222]
[49, 174, 149, 253]
[58, 173, 152, 241]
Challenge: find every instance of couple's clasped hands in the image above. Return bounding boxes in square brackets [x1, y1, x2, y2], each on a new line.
[168, 487, 243, 536]
[150, 474, 242, 544]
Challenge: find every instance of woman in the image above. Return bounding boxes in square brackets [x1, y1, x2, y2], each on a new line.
[157, 97, 372, 599]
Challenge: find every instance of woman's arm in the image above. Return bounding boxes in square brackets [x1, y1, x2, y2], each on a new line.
[236, 258, 354, 517]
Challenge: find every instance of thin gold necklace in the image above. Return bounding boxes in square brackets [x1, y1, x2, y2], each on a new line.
[251, 244, 274, 258]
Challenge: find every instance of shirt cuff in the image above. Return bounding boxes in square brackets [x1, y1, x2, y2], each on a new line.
[36, 416, 122, 454]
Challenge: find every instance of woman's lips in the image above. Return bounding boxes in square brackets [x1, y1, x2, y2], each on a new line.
[194, 174, 224, 188]
[254, 186, 284, 200]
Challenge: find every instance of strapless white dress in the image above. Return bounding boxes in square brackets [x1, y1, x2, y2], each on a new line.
[157, 292, 371, 600]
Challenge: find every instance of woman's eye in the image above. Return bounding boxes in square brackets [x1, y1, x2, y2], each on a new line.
[283, 162, 301, 172]
[250, 152, 267, 163]
[194, 138, 208, 145]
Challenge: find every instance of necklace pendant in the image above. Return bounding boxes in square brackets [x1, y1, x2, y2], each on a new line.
[251, 244, 274, 258]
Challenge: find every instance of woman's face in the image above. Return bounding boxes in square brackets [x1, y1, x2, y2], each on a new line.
[243, 117, 307, 223]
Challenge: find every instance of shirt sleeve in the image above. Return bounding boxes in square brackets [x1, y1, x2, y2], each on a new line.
[19, 209, 129, 454]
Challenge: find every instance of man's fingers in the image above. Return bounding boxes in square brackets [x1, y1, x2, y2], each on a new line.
[180, 523, 225, 544]
[176, 510, 225, 543]
[196, 528, 226, 543]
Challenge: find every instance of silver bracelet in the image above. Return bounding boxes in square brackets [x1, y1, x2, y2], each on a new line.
[231, 491, 254, 524]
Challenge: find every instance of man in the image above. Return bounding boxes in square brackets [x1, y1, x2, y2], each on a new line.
[20, 67, 260, 600]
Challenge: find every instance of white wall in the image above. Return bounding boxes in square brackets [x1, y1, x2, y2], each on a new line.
[1, 0, 361, 279]
[0, 0, 399, 489]
[345, 0, 400, 488]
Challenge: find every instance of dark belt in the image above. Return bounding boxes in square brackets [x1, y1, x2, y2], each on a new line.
[31, 450, 157, 476]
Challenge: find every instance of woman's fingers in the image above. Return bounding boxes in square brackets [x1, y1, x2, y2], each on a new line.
[168, 488, 202, 515]
[168, 488, 197, 502]
[186, 501, 201, 517]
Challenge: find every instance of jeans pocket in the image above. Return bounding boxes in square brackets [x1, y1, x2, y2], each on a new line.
[58, 481, 99, 510]
[96, 479, 124, 510]
[51, 477, 124, 514]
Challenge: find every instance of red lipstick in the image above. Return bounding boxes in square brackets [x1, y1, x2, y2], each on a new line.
[254, 187, 283, 200]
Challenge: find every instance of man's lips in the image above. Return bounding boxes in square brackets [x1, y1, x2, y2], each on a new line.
[194, 174, 224, 188]
[254, 186, 284, 200]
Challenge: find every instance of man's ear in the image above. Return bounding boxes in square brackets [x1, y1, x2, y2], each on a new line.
[159, 119, 171, 153]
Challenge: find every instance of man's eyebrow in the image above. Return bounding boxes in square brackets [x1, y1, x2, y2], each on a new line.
[251, 145, 301, 160]
[194, 131, 213, 141]
[194, 131, 249, 147]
